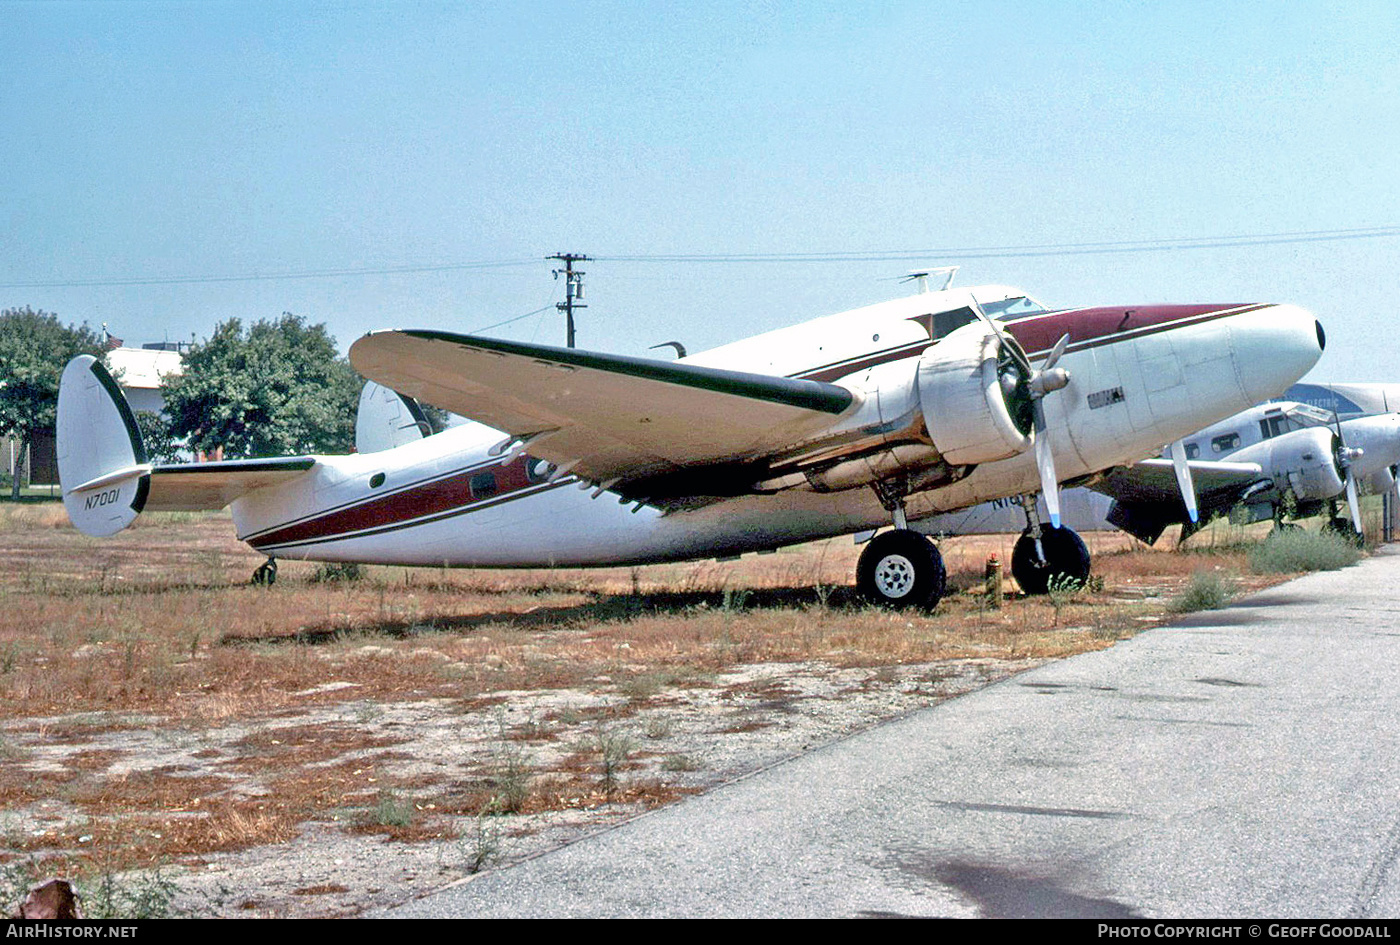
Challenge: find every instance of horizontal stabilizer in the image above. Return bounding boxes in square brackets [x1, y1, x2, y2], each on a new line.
[146, 457, 318, 511]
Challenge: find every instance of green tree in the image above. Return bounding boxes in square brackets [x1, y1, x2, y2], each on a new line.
[0, 307, 105, 499]
[161, 314, 361, 459]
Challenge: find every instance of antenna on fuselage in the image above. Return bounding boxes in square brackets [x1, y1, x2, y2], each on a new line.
[899, 265, 959, 294]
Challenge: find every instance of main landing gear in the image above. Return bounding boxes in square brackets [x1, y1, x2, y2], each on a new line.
[251, 557, 278, 586]
[1321, 499, 1365, 547]
[1010, 495, 1091, 595]
[856, 528, 947, 609]
[856, 492, 946, 609]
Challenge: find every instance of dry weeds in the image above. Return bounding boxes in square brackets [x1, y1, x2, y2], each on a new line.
[0, 505, 1303, 916]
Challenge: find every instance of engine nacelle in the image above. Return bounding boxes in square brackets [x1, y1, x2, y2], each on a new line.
[1261, 427, 1345, 501]
[916, 322, 1034, 465]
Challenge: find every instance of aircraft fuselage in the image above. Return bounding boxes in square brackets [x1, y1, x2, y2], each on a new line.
[230, 289, 1323, 568]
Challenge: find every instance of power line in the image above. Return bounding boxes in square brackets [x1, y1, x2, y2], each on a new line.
[0, 257, 541, 289]
[467, 303, 557, 336]
[594, 225, 1400, 264]
[2, 224, 1397, 289]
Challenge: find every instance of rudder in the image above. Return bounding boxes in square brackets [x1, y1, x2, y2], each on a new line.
[57, 355, 151, 536]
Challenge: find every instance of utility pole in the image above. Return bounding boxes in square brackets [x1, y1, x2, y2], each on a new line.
[549, 253, 588, 348]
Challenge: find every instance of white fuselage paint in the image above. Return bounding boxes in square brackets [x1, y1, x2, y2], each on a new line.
[230, 288, 1323, 567]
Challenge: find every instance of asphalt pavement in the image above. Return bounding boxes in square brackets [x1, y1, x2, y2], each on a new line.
[380, 547, 1400, 918]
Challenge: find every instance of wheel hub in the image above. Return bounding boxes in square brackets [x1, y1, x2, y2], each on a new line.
[873, 554, 916, 599]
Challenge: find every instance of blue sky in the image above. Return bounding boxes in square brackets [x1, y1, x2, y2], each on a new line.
[3, 0, 1397, 380]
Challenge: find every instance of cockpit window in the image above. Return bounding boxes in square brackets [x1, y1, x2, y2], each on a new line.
[930, 307, 978, 340]
[980, 296, 1048, 321]
[1259, 414, 1292, 439]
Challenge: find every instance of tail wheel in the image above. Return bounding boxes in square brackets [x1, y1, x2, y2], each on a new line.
[1011, 525, 1090, 595]
[252, 558, 278, 586]
[856, 529, 946, 609]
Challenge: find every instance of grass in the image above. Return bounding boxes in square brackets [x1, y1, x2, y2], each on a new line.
[0, 504, 1332, 913]
[1248, 527, 1364, 574]
[1169, 570, 1236, 613]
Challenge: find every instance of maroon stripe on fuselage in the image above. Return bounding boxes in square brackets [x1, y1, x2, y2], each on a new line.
[796, 341, 931, 383]
[247, 453, 543, 551]
[792, 302, 1267, 383]
[1002, 303, 1264, 358]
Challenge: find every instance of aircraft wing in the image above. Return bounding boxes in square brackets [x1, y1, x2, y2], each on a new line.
[348, 330, 857, 488]
[145, 458, 318, 511]
[1089, 458, 1268, 544]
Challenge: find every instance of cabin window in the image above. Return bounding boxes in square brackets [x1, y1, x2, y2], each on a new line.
[369, 472, 386, 489]
[1211, 433, 1241, 454]
[470, 472, 498, 498]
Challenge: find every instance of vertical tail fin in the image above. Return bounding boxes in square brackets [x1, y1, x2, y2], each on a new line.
[57, 355, 152, 536]
[354, 381, 434, 453]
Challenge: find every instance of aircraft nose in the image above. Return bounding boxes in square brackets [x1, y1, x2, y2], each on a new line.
[1234, 303, 1326, 404]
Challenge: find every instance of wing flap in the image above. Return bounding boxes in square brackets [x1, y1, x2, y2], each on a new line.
[348, 330, 857, 484]
[146, 458, 317, 511]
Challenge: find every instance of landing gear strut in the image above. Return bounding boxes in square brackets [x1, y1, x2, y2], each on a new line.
[1010, 495, 1091, 595]
[856, 490, 946, 609]
[251, 557, 278, 586]
[1322, 503, 1364, 547]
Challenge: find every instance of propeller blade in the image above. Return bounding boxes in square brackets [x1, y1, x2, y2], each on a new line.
[1042, 333, 1070, 372]
[971, 297, 1033, 376]
[1345, 468, 1363, 534]
[1170, 439, 1199, 524]
[1033, 402, 1060, 528]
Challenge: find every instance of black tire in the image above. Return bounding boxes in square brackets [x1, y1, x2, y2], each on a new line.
[856, 529, 946, 609]
[1011, 525, 1091, 595]
[251, 559, 278, 586]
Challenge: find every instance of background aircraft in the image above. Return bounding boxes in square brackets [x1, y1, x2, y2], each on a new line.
[1092, 401, 1400, 545]
[917, 391, 1400, 547]
[57, 282, 1324, 608]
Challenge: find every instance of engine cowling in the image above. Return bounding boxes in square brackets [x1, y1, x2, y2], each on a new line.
[916, 321, 1034, 465]
[1262, 427, 1346, 501]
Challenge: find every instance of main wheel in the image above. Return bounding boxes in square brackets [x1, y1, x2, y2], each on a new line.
[856, 529, 946, 609]
[1011, 525, 1091, 595]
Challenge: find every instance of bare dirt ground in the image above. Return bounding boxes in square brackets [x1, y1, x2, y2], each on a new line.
[0, 505, 1291, 917]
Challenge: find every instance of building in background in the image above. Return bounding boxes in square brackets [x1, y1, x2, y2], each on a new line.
[7, 342, 184, 489]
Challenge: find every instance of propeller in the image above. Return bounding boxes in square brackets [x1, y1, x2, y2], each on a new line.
[1332, 411, 1365, 535]
[974, 302, 1072, 527]
[1169, 439, 1200, 524]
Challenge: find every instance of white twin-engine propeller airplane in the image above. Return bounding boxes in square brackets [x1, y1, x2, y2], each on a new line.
[57, 282, 1325, 608]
